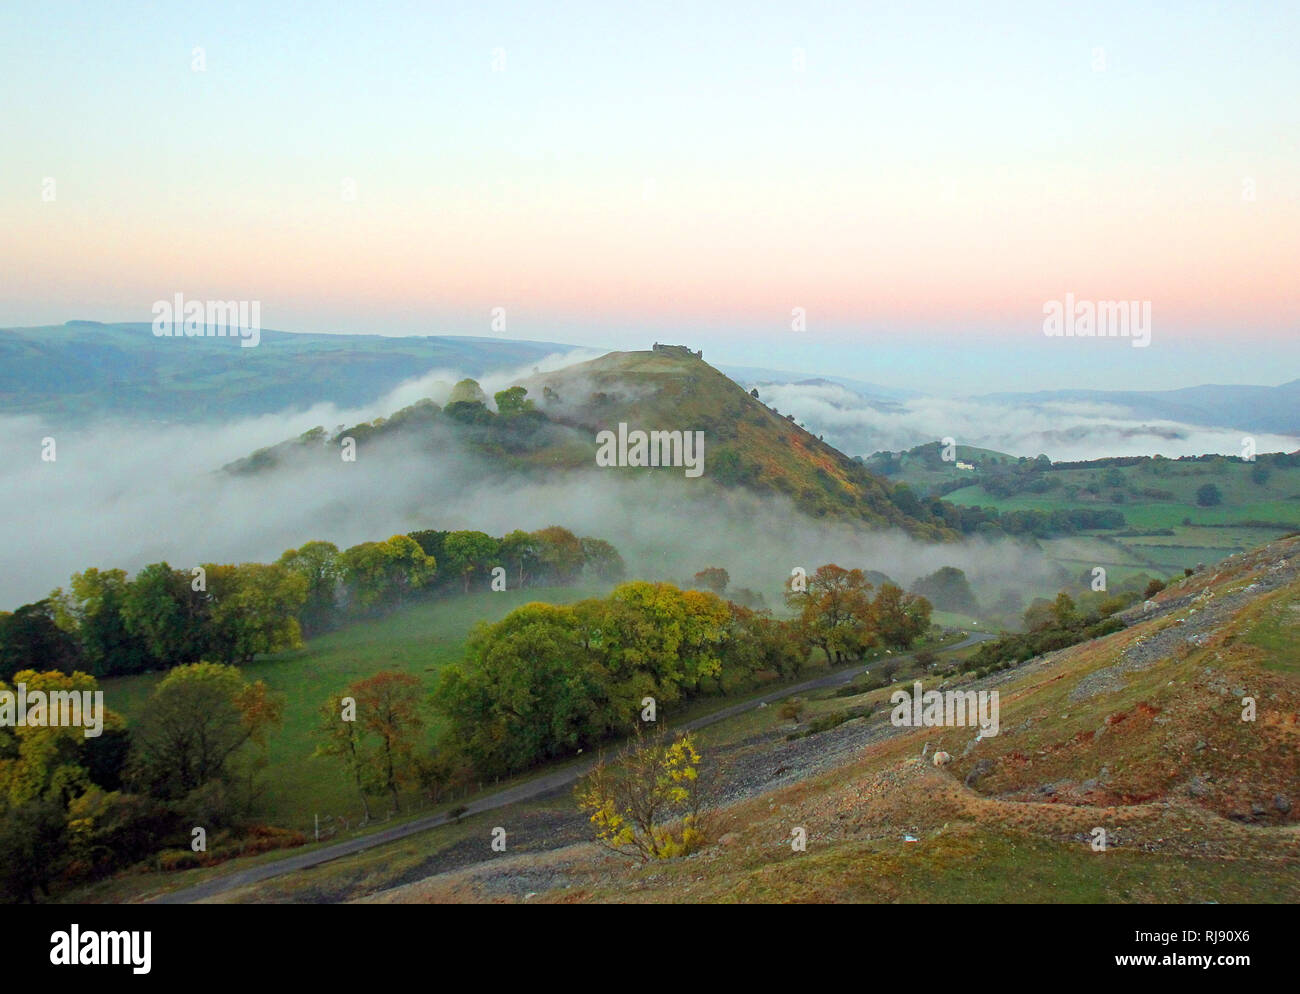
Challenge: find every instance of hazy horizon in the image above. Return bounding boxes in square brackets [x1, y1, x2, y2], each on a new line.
[4, 1, 1297, 393]
[4, 318, 1298, 397]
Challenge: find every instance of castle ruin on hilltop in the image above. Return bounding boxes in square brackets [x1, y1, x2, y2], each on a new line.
[652, 342, 703, 359]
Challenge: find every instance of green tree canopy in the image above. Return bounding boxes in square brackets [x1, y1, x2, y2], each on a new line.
[493, 385, 534, 415]
[128, 662, 282, 802]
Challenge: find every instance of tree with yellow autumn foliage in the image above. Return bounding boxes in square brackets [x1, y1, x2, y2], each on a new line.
[576, 727, 708, 861]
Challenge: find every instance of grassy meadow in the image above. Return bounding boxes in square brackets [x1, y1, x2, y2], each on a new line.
[100, 585, 606, 830]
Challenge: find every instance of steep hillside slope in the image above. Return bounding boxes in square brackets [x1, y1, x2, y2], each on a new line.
[367, 535, 1300, 904]
[523, 350, 953, 537]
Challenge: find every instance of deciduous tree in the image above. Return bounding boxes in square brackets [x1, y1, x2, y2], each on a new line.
[129, 662, 282, 802]
[349, 671, 426, 812]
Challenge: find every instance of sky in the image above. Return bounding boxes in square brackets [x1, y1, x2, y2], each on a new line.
[1, 0, 1297, 392]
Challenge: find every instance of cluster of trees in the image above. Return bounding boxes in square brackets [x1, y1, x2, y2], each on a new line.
[1050, 455, 1149, 471]
[931, 502, 1126, 538]
[1053, 452, 1300, 472]
[1033, 452, 1294, 496]
[954, 454, 1053, 500]
[284, 525, 623, 621]
[961, 582, 1149, 677]
[685, 566, 767, 608]
[908, 566, 978, 615]
[305, 587, 797, 810]
[784, 565, 932, 664]
[232, 383, 558, 476]
[875, 480, 1126, 538]
[432, 583, 754, 778]
[0, 563, 309, 683]
[0, 525, 625, 681]
[407, 526, 624, 596]
[0, 663, 280, 901]
[423, 567, 932, 781]
[437, 382, 556, 451]
[691, 567, 730, 594]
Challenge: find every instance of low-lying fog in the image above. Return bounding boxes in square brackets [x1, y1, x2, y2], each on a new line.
[753, 381, 1300, 462]
[0, 353, 1072, 610]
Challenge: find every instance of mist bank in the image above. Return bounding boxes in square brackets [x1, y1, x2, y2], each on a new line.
[750, 381, 1300, 462]
[0, 383, 1064, 612]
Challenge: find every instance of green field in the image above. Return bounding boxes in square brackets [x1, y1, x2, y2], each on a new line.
[936, 456, 1300, 588]
[928, 609, 986, 629]
[101, 585, 606, 830]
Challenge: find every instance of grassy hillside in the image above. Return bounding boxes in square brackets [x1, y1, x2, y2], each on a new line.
[527, 350, 958, 537]
[333, 535, 1300, 904]
[606, 535, 1300, 902]
[865, 441, 1014, 495]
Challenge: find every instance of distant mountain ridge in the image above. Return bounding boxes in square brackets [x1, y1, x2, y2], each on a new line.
[0, 321, 577, 421]
[719, 364, 919, 402]
[6, 321, 1296, 435]
[977, 380, 1300, 435]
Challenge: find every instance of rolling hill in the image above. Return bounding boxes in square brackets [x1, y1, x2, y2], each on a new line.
[0, 321, 577, 421]
[227, 347, 959, 540]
